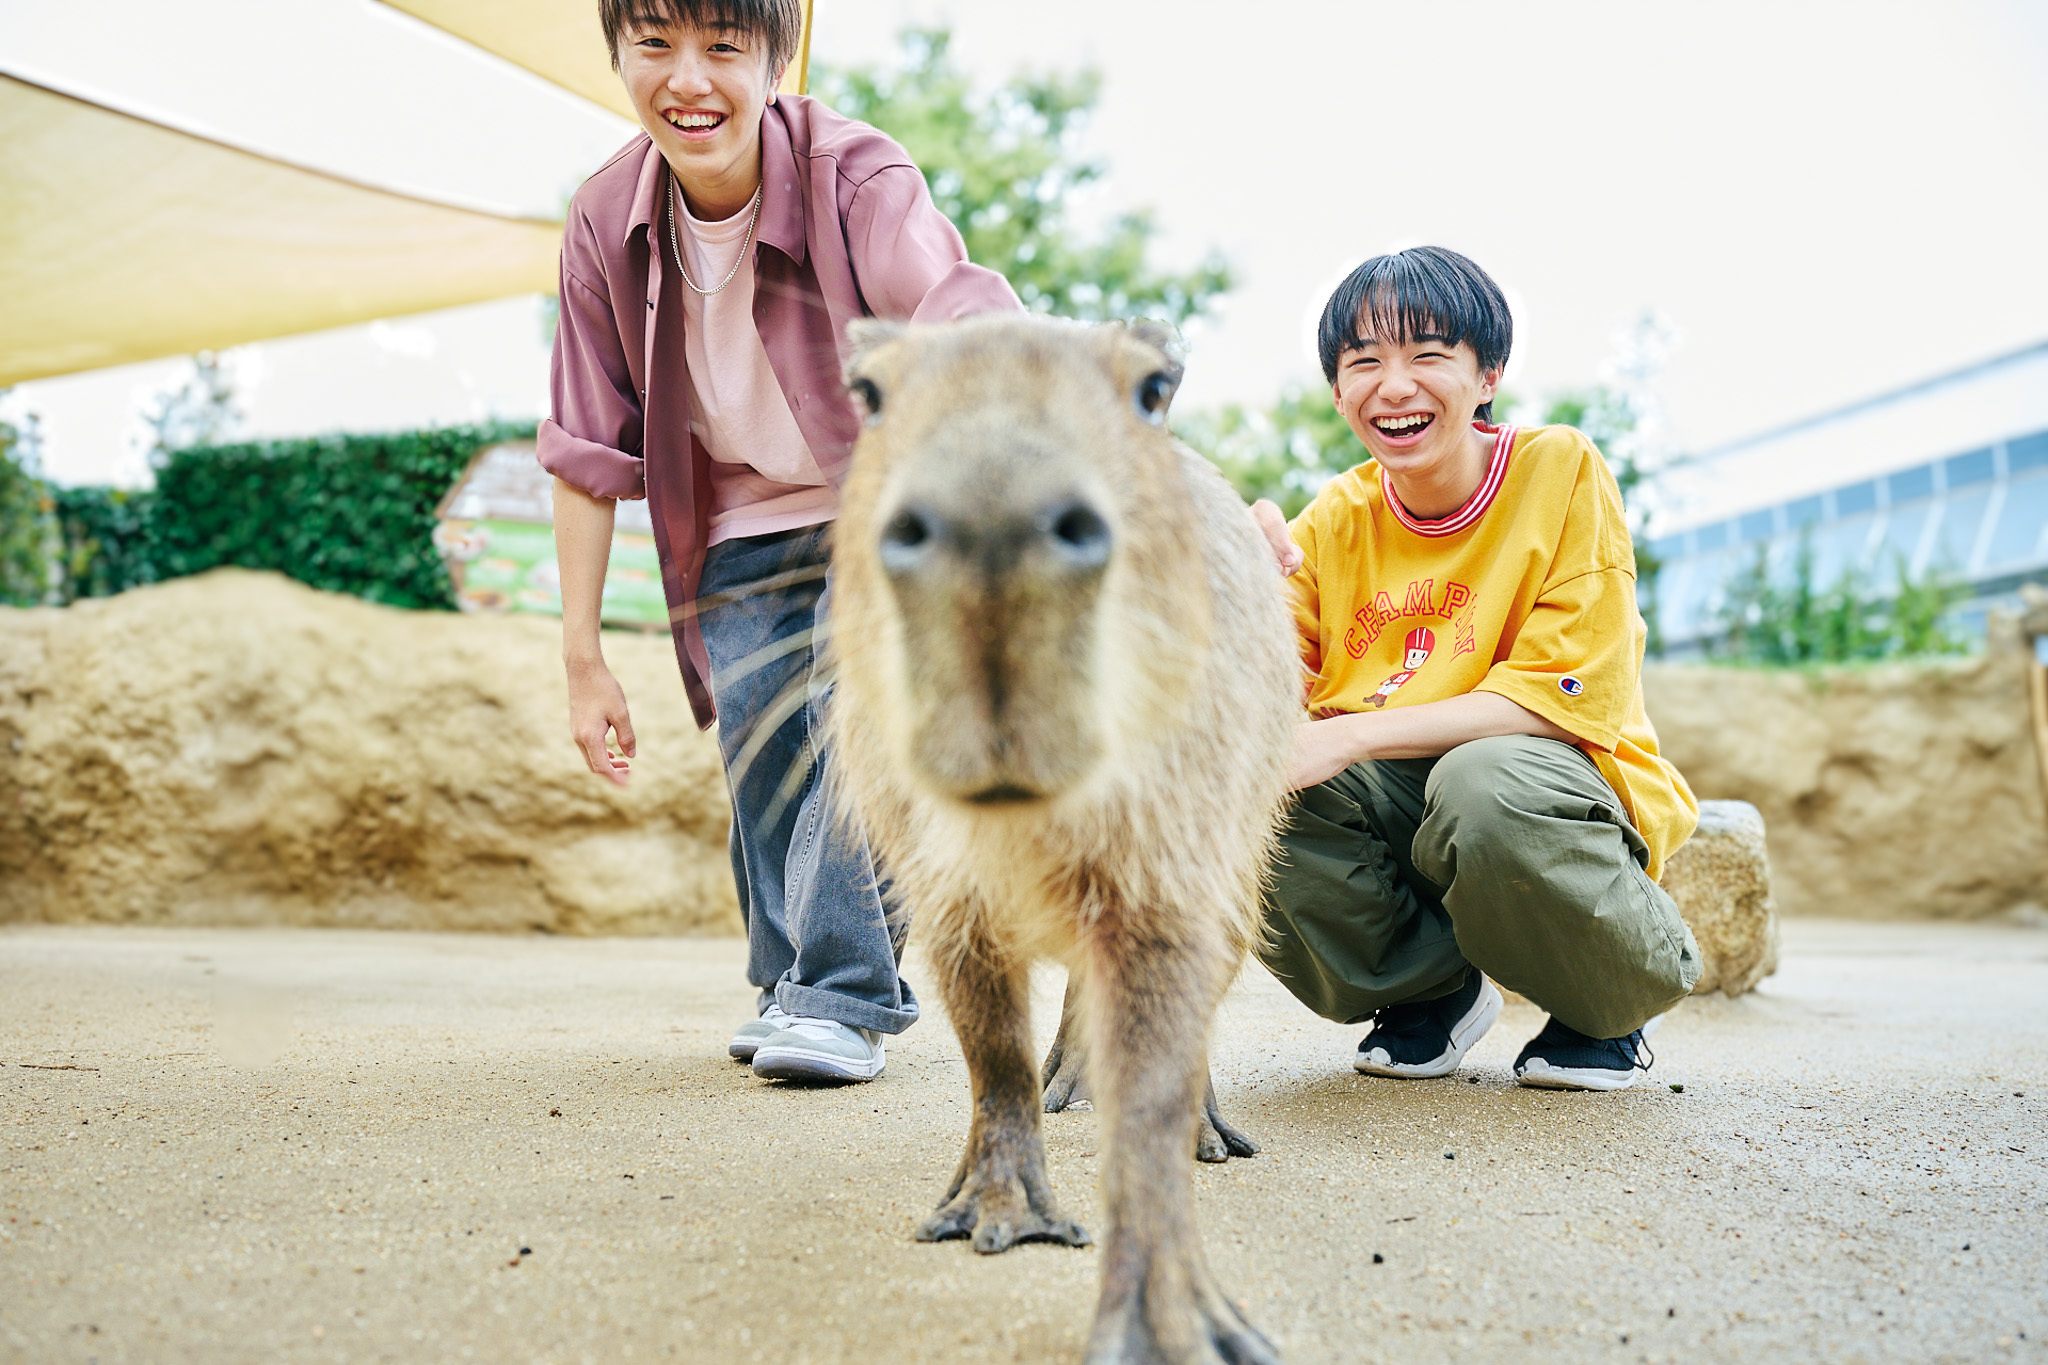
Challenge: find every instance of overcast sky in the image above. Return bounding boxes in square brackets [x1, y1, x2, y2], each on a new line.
[4, 0, 2045, 497]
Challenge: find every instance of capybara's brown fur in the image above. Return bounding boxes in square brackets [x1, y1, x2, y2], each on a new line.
[827, 314, 1299, 1363]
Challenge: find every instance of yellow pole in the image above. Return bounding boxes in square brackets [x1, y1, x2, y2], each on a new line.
[780, 0, 814, 95]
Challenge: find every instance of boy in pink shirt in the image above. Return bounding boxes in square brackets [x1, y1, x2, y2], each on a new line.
[543, 0, 1021, 1082]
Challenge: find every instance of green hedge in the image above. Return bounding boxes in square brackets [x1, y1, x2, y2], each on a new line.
[0, 441, 49, 608]
[53, 485, 156, 600]
[39, 421, 533, 610]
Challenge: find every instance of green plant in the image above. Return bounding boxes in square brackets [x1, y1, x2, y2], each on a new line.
[0, 406, 53, 607]
[147, 421, 532, 610]
[1175, 384, 1359, 518]
[1710, 536, 1969, 665]
[816, 28, 1231, 326]
[53, 486, 157, 601]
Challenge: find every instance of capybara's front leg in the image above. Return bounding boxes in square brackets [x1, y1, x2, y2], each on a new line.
[918, 925, 1090, 1255]
[1043, 976, 1261, 1163]
[1079, 929, 1280, 1365]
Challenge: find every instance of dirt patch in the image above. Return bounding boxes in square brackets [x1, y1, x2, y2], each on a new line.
[1645, 627, 2048, 920]
[0, 569, 737, 933]
[5, 570, 2044, 928]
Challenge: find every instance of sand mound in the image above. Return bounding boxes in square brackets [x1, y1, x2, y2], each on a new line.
[1645, 628, 2048, 920]
[0, 570, 737, 934]
[4, 571, 2044, 930]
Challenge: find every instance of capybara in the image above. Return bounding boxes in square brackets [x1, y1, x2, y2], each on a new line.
[826, 313, 1299, 1363]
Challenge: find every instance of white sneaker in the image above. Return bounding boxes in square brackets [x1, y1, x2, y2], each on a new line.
[750, 1015, 886, 1082]
[728, 1003, 790, 1062]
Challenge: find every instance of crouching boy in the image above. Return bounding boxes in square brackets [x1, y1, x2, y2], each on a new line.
[1260, 246, 1702, 1090]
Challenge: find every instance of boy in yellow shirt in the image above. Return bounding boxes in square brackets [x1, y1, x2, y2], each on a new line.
[1260, 246, 1702, 1091]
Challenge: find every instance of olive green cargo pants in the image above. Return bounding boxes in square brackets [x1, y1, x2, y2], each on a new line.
[1257, 735, 1700, 1040]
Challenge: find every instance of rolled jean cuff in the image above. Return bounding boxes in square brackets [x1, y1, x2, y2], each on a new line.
[775, 981, 920, 1036]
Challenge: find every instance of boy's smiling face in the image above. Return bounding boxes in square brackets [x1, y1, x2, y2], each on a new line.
[618, 17, 781, 212]
[1331, 329, 1501, 479]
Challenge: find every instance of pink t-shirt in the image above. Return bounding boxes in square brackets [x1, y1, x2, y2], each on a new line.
[674, 190, 838, 545]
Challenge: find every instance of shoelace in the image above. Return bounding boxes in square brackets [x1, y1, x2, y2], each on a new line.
[1626, 1029, 1655, 1071]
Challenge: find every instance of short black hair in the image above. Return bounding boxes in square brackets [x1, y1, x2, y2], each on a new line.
[599, 0, 805, 72]
[1316, 246, 1513, 422]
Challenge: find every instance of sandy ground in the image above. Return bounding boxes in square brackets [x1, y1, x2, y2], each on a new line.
[2, 920, 2043, 1365]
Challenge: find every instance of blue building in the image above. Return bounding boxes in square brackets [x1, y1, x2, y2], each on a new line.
[1646, 340, 2048, 654]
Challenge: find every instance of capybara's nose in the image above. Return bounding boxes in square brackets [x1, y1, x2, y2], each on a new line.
[877, 496, 1112, 580]
[1042, 499, 1111, 569]
[878, 503, 942, 576]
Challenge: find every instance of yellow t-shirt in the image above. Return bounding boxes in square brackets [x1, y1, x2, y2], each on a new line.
[1288, 422, 1697, 879]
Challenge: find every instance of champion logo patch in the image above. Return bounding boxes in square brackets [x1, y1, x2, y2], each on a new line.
[1559, 676, 1585, 696]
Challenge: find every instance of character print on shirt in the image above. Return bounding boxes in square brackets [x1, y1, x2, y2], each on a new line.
[1369, 627, 1436, 708]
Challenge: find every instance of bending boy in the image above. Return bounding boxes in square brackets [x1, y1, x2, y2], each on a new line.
[1260, 246, 1702, 1090]
[542, 0, 1020, 1083]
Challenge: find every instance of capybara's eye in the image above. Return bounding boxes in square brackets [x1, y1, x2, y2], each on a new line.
[850, 376, 883, 423]
[1135, 371, 1175, 423]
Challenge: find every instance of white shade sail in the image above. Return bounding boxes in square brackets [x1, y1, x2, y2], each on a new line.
[0, 74, 564, 386]
[379, 0, 812, 119]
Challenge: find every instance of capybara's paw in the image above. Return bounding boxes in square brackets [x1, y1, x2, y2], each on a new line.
[915, 1178, 1090, 1254]
[1084, 1281, 1280, 1365]
[1040, 1039, 1089, 1113]
[1042, 1046, 1091, 1112]
[1196, 1091, 1260, 1163]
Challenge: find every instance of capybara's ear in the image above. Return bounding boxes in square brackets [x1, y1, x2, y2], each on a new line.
[844, 318, 907, 377]
[844, 320, 908, 424]
[1121, 318, 1187, 384]
[1117, 319, 1185, 424]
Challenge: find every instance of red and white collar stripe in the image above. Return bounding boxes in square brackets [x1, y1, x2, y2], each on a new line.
[1380, 422, 1517, 537]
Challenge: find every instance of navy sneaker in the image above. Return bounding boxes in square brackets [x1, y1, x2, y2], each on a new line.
[1514, 1017, 1656, 1091]
[1354, 970, 1503, 1079]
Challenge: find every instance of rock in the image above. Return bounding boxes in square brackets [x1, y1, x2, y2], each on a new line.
[1659, 799, 1779, 997]
[9, 570, 2047, 936]
[1645, 623, 2048, 921]
[0, 569, 738, 934]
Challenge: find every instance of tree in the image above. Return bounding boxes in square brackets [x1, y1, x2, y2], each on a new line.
[142, 351, 240, 460]
[1175, 384, 1358, 519]
[1530, 311, 1683, 559]
[815, 29, 1231, 325]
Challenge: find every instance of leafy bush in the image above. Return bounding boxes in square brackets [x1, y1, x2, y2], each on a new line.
[53, 486, 157, 601]
[2, 421, 527, 611]
[1709, 537, 1970, 665]
[147, 421, 531, 609]
[0, 411, 53, 607]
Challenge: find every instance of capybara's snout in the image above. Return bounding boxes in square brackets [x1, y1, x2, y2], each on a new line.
[876, 490, 1112, 586]
[834, 315, 1209, 812]
[870, 472, 1117, 807]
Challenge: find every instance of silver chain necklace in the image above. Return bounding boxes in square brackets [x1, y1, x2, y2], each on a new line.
[668, 173, 761, 296]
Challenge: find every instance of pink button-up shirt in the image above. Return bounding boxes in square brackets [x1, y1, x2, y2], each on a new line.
[538, 95, 1021, 728]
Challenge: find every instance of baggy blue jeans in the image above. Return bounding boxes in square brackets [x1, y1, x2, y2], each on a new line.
[695, 523, 919, 1034]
